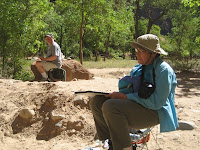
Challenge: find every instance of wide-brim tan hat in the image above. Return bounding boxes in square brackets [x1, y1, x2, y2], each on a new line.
[131, 34, 168, 55]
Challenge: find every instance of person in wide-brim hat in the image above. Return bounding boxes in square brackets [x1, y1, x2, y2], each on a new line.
[131, 34, 168, 55]
[89, 33, 178, 150]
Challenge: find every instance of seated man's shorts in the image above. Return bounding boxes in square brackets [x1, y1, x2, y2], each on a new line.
[42, 61, 57, 72]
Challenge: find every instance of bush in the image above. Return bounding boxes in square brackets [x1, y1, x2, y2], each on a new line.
[14, 68, 34, 81]
[13, 59, 34, 81]
[168, 58, 200, 71]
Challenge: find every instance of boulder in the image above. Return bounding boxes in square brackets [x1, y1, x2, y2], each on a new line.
[31, 59, 94, 81]
[62, 59, 94, 81]
[31, 61, 42, 80]
[177, 121, 198, 130]
[19, 109, 35, 120]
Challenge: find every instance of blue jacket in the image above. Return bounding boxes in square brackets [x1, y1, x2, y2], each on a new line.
[126, 57, 179, 132]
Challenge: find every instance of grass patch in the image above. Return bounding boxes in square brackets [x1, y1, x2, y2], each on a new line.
[82, 59, 138, 69]
[166, 58, 200, 72]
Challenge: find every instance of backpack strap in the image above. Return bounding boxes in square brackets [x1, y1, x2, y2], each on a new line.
[141, 65, 156, 86]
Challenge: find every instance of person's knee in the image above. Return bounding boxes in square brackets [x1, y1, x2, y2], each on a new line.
[31, 61, 36, 65]
[89, 96, 99, 110]
[89, 97, 95, 109]
[89, 96, 107, 111]
[36, 61, 42, 67]
[102, 100, 115, 116]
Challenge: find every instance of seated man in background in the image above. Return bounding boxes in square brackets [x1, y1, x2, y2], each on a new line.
[31, 33, 62, 81]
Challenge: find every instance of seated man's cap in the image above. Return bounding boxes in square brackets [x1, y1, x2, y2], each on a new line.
[131, 34, 168, 55]
[45, 33, 54, 38]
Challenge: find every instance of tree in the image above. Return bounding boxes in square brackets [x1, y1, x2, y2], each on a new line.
[56, 0, 109, 63]
[131, 0, 180, 38]
[168, 3, 200, 58]
[133, 0, 140, 38]
[143, 0, 180, 34]
[83, 0, 134, 60]
[0, 0, 52, 78]
[0, 0, 29, 77]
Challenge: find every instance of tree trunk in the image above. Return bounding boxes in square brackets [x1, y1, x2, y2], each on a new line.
[60, 25, 63, 48]
[147, 20, 153, 34]
[95, 53, 98, 62]
[104, 25, 111, 61]
[147, 11, 165, 34]
[79, 1, 84, 65]
[134, 0, 140, 39]
[2, 55, 5, 76]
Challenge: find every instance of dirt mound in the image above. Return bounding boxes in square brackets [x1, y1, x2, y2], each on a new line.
[10, 91, 93, 141]
[0, 80, 99, 149]
[0, 69, 200, 150]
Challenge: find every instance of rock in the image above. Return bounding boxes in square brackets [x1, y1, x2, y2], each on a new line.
[177, 121, 198, 130]
[36, 121, 63, 140]
[55, 123, 62, 128]
[73, 95, 89, 109]
[73, 95, 84, 106]
[192, 109, 200, 113]
[50, 110, 64, 122]
[73, 95, 83, 101]
[5, 80, 14, 85]
[71, 129, 76, 133]
[4, 131, 10, 137]
[31, 59, 94, 81]
[79, 115, 86, 120]
[62, 59, 94, 81]
[72, 78, 78, 81]
[31, 61, 42, 80]
[44, 117, 49, 122]
[67, 120, 84, 131]
[177, 107, 184, 113]
[19, 109, 35, 120]
[172, 133, 180, 140]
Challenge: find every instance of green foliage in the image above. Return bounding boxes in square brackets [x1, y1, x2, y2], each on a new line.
[168, 3, 200, 59]
[0, 0, 53, 79]
[150, 25, 161, 36]
[168, 58, 200, 71]
[0, 0, 199, 81]
[182, 0, 200, 8]
[13, 59, 34, 81]
[138, 18, 148, 35]
[81, 0, 134, 59]
[14, 69, 34, 81]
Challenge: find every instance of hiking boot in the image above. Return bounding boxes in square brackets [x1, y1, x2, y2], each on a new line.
[38, 77, 48, 82]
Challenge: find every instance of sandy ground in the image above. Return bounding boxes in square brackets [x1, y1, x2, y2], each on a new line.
[0, 68, 200, 150]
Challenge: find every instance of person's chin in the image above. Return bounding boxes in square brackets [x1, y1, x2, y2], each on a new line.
[137, 60, 144, 64]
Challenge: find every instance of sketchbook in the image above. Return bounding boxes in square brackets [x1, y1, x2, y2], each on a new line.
[75, 91, 109, 97]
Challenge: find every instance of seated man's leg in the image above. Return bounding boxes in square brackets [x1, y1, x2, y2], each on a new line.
[35, 61, 48, 80]
[36, 61, 57, 80]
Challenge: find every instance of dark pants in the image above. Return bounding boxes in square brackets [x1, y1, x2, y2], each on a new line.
[89, 95, 159, 150]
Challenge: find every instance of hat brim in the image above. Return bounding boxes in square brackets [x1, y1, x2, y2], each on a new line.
[131, 41, 168, 55]
[45, 34, 54, 38]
